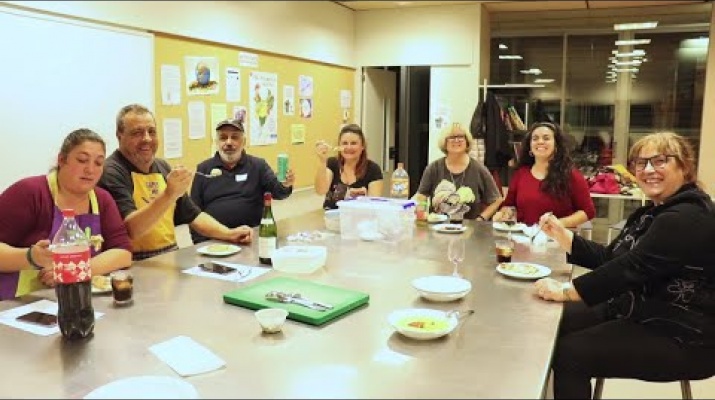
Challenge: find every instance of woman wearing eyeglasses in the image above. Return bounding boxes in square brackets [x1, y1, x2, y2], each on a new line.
[492, 122, 595, 227]
[533, 132, 715, 399]
[413, 123, 502, 221]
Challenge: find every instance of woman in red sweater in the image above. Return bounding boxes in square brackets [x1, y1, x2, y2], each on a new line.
[493, 122, 595, 227]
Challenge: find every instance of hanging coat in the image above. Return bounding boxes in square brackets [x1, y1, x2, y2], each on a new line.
[471, 91, 510, 170]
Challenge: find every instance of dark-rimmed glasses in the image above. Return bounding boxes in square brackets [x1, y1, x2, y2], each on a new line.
[446, 135, 467, 142]
[630, 154, 676, 172]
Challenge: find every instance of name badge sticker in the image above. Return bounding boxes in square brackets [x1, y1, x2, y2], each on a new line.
[235, 174, 248, 182]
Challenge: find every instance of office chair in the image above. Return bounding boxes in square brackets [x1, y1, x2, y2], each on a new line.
[593, 377, 692, 399]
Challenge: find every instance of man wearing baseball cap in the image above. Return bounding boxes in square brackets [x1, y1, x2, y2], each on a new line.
[189, 118, 295, 244]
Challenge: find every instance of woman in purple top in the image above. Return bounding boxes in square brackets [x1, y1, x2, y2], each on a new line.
[0, 129, 132, 300]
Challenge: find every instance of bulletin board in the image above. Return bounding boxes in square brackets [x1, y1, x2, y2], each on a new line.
[154, 33, 356, 190]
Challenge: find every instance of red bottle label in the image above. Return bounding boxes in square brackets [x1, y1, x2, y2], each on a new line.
[52, 248, 91, 284]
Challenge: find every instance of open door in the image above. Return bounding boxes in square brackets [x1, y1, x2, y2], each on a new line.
[361, 67, 397, 172]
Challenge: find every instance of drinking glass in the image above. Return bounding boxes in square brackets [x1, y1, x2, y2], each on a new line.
[448, 238, 465, 278]
[502, 206, 517, 240]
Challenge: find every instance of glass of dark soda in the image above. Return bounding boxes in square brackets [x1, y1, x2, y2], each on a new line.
[110, 270, 134, 306]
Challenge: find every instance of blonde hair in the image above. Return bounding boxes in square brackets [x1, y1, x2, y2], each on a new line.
[628, 131, 699, 185]
[437, 123, 475, 155]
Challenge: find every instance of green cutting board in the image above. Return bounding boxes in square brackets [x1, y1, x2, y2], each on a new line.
[223, 277, 370, 326]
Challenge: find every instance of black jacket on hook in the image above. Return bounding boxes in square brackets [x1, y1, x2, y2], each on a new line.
[470, 91, 510, 170]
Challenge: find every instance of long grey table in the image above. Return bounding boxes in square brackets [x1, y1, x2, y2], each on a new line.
[0, 212, 570, 399]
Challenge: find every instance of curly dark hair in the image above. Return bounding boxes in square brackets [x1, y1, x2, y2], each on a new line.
[517, 122, 574, 198]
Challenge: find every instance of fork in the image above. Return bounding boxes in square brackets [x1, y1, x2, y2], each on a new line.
[531, 212, 554, 243]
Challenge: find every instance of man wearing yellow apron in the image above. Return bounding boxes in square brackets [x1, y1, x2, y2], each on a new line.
[99, 104, 253, 261]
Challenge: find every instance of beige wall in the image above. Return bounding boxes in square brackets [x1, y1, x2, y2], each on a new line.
[354, 4, 483, 163]
[699, 7, 715, 196]
[1, 0, 355, 67]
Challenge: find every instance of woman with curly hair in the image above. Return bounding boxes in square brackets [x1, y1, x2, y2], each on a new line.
[493, 122, 595, 227]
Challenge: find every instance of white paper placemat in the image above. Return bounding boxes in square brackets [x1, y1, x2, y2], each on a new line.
[0, 299, 104, 336]
[149, 335, 226, 377]
[181, 262, 269, 283]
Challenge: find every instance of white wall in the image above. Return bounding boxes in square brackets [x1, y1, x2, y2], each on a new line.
[1, 1, 355, 67]
[699, 7, 715, 195]
[355, 4, 483, 163]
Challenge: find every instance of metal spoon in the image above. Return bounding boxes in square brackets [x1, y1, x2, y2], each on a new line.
[265, 291, 329, 311]
[195, 171, 220, 178]
[531, 212, 554, 243]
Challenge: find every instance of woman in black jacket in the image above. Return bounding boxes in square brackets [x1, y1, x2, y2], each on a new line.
[534, 131, 715, 398]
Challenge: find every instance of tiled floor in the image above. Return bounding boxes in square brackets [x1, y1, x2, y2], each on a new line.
[178, 189, 715, 399]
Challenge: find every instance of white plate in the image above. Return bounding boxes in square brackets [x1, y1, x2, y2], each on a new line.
[196, 243, 241, 257]
[91, 276, 112, 294]
[492, 222, 526, 232]
[431, 223, 467, 234]
[496, 262, 551, 280]
[388, 308, 459, 340]
[84, 375, 199, 399]
[412, 275, 472, 302]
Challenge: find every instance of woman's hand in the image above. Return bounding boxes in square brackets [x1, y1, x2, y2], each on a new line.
[30, 239, 53, 270]
[347, 187, 367, 198]
[315, 140, 331, 163]
[534, 278, 566, 302]
[492, 207, 515, 222]
[37, 267, 56, 288]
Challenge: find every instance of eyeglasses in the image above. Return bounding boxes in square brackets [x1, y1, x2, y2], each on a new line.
[446, 136, 467, 142]
[630, 154, 676, 172]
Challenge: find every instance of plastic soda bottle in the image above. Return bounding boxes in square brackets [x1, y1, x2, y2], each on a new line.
[52, 209, 95, 340]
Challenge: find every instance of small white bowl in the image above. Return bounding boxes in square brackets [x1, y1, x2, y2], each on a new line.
[412, 275, 472, 302]
[255, 308, 288, 333]
[388, 308, 459, 340]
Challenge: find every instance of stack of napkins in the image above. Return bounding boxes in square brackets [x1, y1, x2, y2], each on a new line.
[149, 336, 226, 376]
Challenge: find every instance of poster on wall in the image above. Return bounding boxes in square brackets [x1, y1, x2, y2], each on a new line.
[432, 103, 452, 131]
[283, 85, 295, 116]
[340, 89, 351, 109]
[300, 98, 313, 119]
[249, 71, 278, 146]
[185, 56, 219, 96]
[163, 118, 182, 159]
[225, 67, 241, 102]
[291, 124, 306, 144]
[232, 105, 247, 125]
[299, 75, 313, 97]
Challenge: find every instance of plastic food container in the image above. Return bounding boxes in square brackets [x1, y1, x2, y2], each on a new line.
[272, 245, 327, 274]
[324, 209, 341, 232]
[337, 197, 416, 242]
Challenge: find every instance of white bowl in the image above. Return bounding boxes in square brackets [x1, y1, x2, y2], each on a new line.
[272, 245, 327, 274]
[412, 275, 472, 302]
[388, 308, 459, 340]
[255, 308, 288, 333]
[324, 209, 341, 232]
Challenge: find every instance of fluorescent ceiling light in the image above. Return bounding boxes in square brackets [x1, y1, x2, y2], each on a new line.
[499, 44, 508, 50]
[519, 68, 542, 75]
[615, 60, 642, 66]
[614, 21, 658, 31]
[615, 68, 638, 73]
[534, 78, 554, 83]
[499, 55, 523, 60]
[612, 50, 646, 57]
[616, 39, 651, 46]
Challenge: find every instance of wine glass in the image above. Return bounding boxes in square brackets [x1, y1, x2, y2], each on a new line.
[502, 206, 517, 240]
[448, 238, 466, 278]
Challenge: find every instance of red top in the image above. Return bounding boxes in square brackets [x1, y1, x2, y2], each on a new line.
[502, 166, 595, 225]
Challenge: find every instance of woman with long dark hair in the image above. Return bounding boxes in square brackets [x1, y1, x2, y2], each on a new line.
[493, 122, 595, 227]
[314, 124, 383, 209]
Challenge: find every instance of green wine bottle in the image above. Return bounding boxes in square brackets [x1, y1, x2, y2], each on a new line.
[258, 192, 277, 266]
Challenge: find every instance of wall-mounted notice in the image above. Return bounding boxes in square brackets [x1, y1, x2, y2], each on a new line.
[163, 118, 183, 159]
[283, 85, 295, 116]
[188, 101, 207, 139]
[340, 89, 351, 109]
[239, 51, 259, 68]
[225, 67, 241, 102]
[291, 124, 306, 144]
[161, 64, 181, 105]
[299, 75, 313, 97]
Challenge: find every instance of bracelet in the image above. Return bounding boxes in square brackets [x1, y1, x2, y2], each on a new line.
[26, 245, 43, 270]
